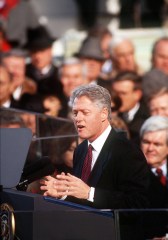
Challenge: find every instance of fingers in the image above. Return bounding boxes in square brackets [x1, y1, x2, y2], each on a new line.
[56, 173, 77, 183]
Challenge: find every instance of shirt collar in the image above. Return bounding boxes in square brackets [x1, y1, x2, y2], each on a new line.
[151, 161, 167, 176]
[127, 103, 140, 121]
[2, 100, 11, 108]
[88, 125, 111, 154]
[40, 65, 52, 75]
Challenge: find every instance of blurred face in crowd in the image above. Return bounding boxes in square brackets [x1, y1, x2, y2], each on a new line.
[149, 93, 168, 117]
[30, 47, 52, 70]
[141, 130, 168, 168]
[61, 63, 86, 97]
[112, 40, 136, 71]
[152, 39, 168, 75]
[0, 66, 12, 105]
[3, 56, 25, 87]
[101, 33, 112, 59]
[20, 113, 36, 135]
[72, 96, 109, 142]
[62, 140, 77, 168]
[43, 96, 62, 117]
[112, 80, 142, 112]
[81, 58, 102, 82]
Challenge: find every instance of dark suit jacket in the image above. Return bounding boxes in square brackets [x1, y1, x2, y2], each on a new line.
[26, 63, 68, 116]
[143, 167, 168, 238]
[68, 128, 150, 209]
[119, 101, 150, 145]
[26, 64, 64, 98]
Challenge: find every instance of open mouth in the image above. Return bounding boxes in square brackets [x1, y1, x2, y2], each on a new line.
[77, 125, 85, 130]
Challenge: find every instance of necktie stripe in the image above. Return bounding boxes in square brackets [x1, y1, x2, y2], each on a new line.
[156, 168, 166, 186]
[81, 144, 92, 183]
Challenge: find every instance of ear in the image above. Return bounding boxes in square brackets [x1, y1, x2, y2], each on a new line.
[101, 108, 108, 122]
[134, 89, 142, 101]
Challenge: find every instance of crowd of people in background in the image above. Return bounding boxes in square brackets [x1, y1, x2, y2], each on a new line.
[0, 13, 168, 140]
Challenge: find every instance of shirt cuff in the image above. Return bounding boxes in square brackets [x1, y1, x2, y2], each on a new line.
[87, 187, 95, 202]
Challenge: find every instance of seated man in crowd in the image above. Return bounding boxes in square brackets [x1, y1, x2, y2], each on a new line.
[108, 35, 144, 79]
[2, 48, 37, 100]
[25, 25, 65, 102]
[111, 71, 150, 144]
[151, 36, 168, 76]
[148, 87, 168, 117]
[140, 115, 168, 238]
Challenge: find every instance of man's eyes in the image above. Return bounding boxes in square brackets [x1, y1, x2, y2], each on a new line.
[72, 111, 90, 116]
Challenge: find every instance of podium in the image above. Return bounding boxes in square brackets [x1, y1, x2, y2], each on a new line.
[1, 189, 116, 240]
[0, 128, 116, 240]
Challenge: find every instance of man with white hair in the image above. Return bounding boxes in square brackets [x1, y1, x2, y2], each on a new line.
[108, 35, 143, 78]
[60, 57, 87, 99]
[140, 115, 168, 238]
[140, 115, 168, 207]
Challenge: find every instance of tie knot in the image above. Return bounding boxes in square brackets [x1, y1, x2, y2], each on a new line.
[155, 168, 166, 186]
[156, 168, 163, 177]
[88, 144, 92, 151]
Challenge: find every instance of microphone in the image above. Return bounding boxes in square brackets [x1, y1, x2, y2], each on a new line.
[16, 156, 55, 191]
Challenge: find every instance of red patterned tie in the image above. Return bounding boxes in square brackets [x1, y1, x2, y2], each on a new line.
[156, 168, 166, 186]
[81, 144, 92, 183]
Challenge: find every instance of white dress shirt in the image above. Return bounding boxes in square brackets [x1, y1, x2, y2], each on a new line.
[88, 125, 112, 169]
[87, 125, 112, 202]
[151, 161, 167, 177]
[127, 103, 140, 122]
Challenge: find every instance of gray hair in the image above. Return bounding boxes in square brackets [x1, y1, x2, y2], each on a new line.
[70, 84, 112, 121]
[140, 116, 168, 145]
[109, 35, 134, 57]
[59, 57, 87, 77]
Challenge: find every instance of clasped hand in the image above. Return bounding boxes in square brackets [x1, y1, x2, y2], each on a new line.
[40, 173, 90, 200]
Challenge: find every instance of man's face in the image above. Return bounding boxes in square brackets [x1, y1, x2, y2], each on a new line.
[149, 93, 168, 117]
[43, 97, 61, 116]
[62, 140, 77, 168]
[72, 96, 107, 142]
[3, 56, 25, 85]
[112, 80, 141, 112]
[31, 47, 52, 70]
[81, 58, 102, 82]
[152, 40, 168, 75]
[141, 130, 168, 168]
[113, 40, 136, 71]
[61, 64, 85, 97]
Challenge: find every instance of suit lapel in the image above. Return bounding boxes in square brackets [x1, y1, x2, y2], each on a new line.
[88, 129, 116, 186]
[73, 140, 88, 178]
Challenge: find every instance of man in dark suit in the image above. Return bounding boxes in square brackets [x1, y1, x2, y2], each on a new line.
[25, 26, 65, 102]
[140, 115, 168, 238]
[41, 84, 150, 210]
[111, 71, 150, 145]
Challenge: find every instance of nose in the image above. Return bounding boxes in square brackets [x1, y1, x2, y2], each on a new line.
[147, 143, 154, 152]
[74, 111, 83, 122]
